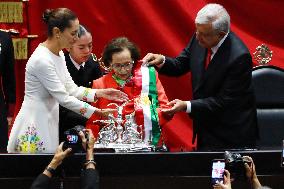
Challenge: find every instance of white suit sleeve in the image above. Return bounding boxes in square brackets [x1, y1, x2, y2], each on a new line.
[33, 59, 97, 118]
[64, 65, 97, 102]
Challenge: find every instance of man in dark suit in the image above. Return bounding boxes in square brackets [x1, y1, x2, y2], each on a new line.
[59, 25, 103, 142]
[0, 31, 16, 152]
[143, 3, 258, 150]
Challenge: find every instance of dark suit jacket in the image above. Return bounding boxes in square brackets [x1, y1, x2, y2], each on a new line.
[159, 32, 258, 150]
[59, 53, 103, 142]
[30, 169, 99, 189]
[0, 31, 16, 151]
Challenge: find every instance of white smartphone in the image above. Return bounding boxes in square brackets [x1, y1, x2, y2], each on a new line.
[211, 159, 225, 185]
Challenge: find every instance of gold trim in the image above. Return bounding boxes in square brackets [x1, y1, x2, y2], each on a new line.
[91, 53, 111, 72]
[12, 38, 28, 60]
[0, 2, 23, 23]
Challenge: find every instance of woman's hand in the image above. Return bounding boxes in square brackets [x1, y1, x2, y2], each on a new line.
[96, 88, 128, 102]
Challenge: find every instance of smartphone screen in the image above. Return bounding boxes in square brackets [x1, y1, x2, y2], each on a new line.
[211, 159, 225, 185]
[281, 140, 284, 167]
[66, 134, 79, 144]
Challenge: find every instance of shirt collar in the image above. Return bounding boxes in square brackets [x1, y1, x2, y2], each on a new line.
[69, 54, 85, 70]
[210, 32, 229, 56]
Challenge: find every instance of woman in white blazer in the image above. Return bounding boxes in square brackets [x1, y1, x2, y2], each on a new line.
[7, 8, 128, 153]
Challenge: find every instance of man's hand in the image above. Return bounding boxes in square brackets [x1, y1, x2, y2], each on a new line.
[161, 99, 187, 116]
[96, 88, 128, 102]
[142, 53, 164, 66]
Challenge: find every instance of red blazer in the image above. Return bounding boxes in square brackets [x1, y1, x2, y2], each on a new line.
[86, 72, 172, 139]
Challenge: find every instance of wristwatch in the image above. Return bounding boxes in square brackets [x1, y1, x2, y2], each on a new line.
[45, 166, 56, 175]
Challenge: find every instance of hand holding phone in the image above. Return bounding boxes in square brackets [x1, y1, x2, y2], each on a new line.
[211, 159, 225, 185]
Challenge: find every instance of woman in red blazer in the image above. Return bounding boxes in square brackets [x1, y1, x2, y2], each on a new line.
[86, 37, 172, 147]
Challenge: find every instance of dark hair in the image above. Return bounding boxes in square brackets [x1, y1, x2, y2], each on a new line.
[78, 24, 91, 38]
[102, 37, 140, 67]
[42, 8, 77, 37]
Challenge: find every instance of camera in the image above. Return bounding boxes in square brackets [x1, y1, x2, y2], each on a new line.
[224, 151, 250, 180]
[63, 125, 87, 152]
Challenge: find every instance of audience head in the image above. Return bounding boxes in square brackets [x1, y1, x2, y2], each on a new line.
[68, 25, 93, 64]
[195, 3, 230, 48]
[42, 8, 79, 48]
[102, 37, 140, 80]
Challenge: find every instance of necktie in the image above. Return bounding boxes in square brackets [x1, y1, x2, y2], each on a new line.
[78, 65, 84, 73]
[204, 49, 212, 70]
[77, 65, 85, 86]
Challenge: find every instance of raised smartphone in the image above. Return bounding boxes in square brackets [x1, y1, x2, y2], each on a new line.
[211, 159, 225, 185]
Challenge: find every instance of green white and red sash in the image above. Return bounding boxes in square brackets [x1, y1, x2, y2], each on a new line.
[133, 61, 161, 146]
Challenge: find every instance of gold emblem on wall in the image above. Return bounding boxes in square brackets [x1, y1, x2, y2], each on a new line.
[0, 2, 23, 23]
[12, 38, 28, 60]
[253, 44, 273, 65]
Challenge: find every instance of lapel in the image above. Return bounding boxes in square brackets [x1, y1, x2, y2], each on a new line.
[192, 48, 207, 94]
[65, 52, 86, 86]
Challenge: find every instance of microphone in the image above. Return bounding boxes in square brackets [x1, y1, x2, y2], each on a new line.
[148, 95, 168, 152]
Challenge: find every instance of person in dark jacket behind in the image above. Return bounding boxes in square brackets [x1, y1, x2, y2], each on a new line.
[0, 30, 16, 152]
[30, 129, 99, 189]
[59, 24, 103, 142]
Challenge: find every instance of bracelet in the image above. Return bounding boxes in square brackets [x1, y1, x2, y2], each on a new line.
[94, 92, 98, 102]
[45, 166, 56, 175]
[84, 160, 96, 167]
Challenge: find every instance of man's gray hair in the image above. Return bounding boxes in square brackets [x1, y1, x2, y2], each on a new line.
[195, 4, 230, 33]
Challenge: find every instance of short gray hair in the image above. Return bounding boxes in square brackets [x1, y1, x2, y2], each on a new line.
[195, 4, 230, 33]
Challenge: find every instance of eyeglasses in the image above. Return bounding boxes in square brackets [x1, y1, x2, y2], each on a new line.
[111, 61, 134, 70]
